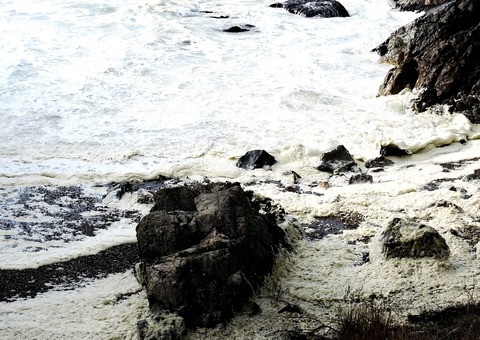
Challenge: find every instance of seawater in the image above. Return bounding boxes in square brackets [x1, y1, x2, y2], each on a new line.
[2, 0, 480, 338]
[2, 0, 465, 187]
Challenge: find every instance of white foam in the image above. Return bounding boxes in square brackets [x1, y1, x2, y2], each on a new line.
[0, 271, 149, 339]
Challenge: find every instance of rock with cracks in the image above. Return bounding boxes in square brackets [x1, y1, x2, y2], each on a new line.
[135, 182, 287, 332]
[374, 0, 480, 122]
[381, 218, 450, 260]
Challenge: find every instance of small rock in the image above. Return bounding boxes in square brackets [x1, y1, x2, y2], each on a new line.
[316, 145, 357, 174]
[236, 150, 277, 170]
[381, 218, 450, 260]
[281, 0, 350, 18]
[348, 173, 373, 184]
[380, 144, 409, 157]
[365, 156, 395, 168]
[223, 24, 255, 33]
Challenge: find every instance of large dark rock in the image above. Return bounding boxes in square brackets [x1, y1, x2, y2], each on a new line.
[391, 0, 451, 12]
[374, 0, 480, 122]
[381, 218, 450, 260]
[135, 182, 287, 331]
[316, 145, 357, 173]
[272, 0, 350, 18]
[236, 149, 277, 170]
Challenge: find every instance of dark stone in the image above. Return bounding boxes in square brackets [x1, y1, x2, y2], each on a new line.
[365, 156, 395, 168]
[465, 169, 480, 181]
[348, 173, 373, 184]
[223, 24, 255, 33]
[374, 0, 480, 121]
[316, 145, 357, 173]
[135, 182, 287, 329]
[269, 2, 284, 8]
[381, 218, 450, 260]
[283, 170, 302, 184]
[380, 144, 409, 157]
[236, 150, 277, 170]
[391, 0, 452, 12]
[137, 313, 185, 340]
[280, 0, 350, 18]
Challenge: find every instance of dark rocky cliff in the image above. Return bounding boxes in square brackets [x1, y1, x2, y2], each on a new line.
[375, 0, 479, 122]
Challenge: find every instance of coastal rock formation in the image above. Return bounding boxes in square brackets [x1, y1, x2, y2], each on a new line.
[270, 0, 349, 18]
[316, 145, 357, 173]
[374, 0, 480, 122]
[236, 149, 277, 170]
[135, 182, 287, 332]
[381, 218, 450, 260]
[391, 0, 451, 12]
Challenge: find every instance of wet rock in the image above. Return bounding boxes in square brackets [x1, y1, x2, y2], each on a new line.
[283, 170, 302, 184]
[391, 0, 451, 12]
[465, 169, 480, 181]
[135, 182, 287, 329]
[137, 313, 185, 340]
[277, 0, 350, 18]
[223, 24, 255, 33]
[381, 218, 450, 260]
[236, 149, 277, 170]
[316, 145, 357, 173]
[374, 0, 480, 120]
[365, 156, 395, 168]
[348, 173, 373, 184]
[380, 144, 409, 157]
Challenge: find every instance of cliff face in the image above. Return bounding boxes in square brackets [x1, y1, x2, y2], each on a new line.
[375, 0, 480, 122]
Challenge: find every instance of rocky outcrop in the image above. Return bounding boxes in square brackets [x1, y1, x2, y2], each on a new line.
[270, 0, 349, 18]
[135, 182, 287, 332]
[236, 149, 277, 170]
[374, 0, 480, 122]
[316, 145, 357, 173]
[381, 218, 450, 260]
[391, 0, 451, 12]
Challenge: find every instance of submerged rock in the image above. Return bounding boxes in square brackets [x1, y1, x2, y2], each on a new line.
[316, 145, 357, 173]
[272, 0, 349, 18]
[374, 0, 480, 121]
[381, 218, 450, 260]
[135, 182, 287, 330]
[223, 24, 255, 33]
[236, 149, 277, 170]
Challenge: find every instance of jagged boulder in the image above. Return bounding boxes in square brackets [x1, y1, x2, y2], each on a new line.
[316, 145, 357, 173]
[236, 149, 277, 170]
[271, 0, 349, 18]
[391, 0, 451, 12]
[135, 182, 287, 331]
[381, 218, 450, 260]
[374, 0, 480, 122]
